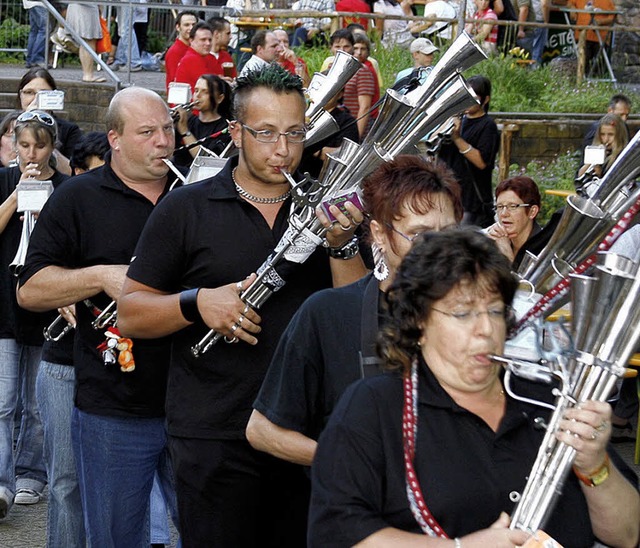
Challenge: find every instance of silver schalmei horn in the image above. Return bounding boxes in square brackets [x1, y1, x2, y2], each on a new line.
[496, 251, 640, 537]
[518, 130, 640, 297]
[190, 32, 487, 358]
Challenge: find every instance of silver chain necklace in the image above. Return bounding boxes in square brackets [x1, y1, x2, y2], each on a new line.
[232, 168, 290, 204]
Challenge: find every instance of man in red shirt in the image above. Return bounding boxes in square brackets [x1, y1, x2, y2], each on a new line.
[208, 16, 237, 83]
[273, 28, 310, 86]
[175, 22, 218, 92]
[165, 11, 198, 91]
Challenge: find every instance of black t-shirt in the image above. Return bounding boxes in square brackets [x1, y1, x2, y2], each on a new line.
[254, 274, 381, 441]
[54, 116, 83, 160]
[173, 116, 231, 167]
[439, 113, 499, 220]
[19, 160, 178, 418]
[0, 166, 68, 345]
[127, 159, 333, 439]
[309, 358, 638, 547]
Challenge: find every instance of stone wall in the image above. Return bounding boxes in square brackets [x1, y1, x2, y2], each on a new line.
[612, 0, 640, 83]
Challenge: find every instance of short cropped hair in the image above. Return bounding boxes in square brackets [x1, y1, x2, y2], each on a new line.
[189, 21, 212, 40]
[362, 155, 463, 253]
[495, 176, 541, 208]
[329, 28, 354, 46]
[251, 30, 271, 54]
[175, 10, 198, 27]
[208, 16, 230, 33]
[610, 93, 631, 111]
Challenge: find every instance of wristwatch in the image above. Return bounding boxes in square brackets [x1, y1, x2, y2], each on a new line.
[327, 237, 359, 260]
[181, 131, 192, 138]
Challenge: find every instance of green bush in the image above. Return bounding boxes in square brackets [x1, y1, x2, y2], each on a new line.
[0, 17, 29, 63]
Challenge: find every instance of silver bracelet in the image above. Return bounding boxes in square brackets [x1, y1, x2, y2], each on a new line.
[454, 538, 462, 548]
[460, 144, 473, 155]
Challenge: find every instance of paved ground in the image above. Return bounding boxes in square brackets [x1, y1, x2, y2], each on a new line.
[0, 62, 167, 94]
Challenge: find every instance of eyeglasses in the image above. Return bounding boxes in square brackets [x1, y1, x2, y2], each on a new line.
[240, 123, 307, 144]
[431, 306, 507, 324]
[17, 111, 55, 127]
[494, 203, 530, 213]
[385, 223, 425, 243]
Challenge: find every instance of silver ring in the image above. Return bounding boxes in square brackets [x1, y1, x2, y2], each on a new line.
[224, 336, 238, 343]
[236, 281, 243, 291]
[590, 429, 598, 441]
[339, 224, 351, 232]
[238, 316, 244, 326]
[243, 304, 250, 315]
[231, 323, 239, 333]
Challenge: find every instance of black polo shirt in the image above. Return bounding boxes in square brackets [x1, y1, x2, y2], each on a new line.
[1, 166, 68, 345]
[254, 274, 381, 442]
[19, 159, 178, 418]
[309, 358, 638, 547]
[127, 159, 333, 440]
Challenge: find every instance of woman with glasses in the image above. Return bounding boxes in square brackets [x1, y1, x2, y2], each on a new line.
[173, 74, 232, 167]
[308, 228, 640, 548]
[17, 68, 83, 175]
[485, 176, 549, 268]
[0, 109, 70, 517]
[247, 156, 461, 471]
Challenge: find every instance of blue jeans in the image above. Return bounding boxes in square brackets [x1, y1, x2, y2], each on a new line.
[26, 6, 48, 65]
[115, 0, 142, 68]
[0, 339, 46, 508]
[71, 408, 173, 548]
[36, 362, 85, 548]
[150, 471, 181, 546]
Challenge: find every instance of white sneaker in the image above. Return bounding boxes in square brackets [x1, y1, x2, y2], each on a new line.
[14, 488, 40, 505]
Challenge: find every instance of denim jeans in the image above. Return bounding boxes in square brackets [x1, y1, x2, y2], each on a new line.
[150, 470, 181, 546]
[0, 339, 46, 508]
[71, 408, 173, 548]
[115, 0, 142, 68]
[26, 6, 48, 65]
[36, 361, 85, 548]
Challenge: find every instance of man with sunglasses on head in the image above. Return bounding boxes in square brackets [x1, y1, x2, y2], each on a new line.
[117, 64, 366, 547]
[17, 87, 182, 547]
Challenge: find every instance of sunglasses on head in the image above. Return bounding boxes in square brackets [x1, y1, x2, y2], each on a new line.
[16, 110, 55, 127]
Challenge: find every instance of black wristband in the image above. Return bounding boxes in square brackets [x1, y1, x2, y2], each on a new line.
[179, 288, 202, 323]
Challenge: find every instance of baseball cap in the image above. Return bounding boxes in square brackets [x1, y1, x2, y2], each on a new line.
[410, 38, 439, 55]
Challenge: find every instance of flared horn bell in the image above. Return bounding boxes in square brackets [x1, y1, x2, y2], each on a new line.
[404, 30, 487, 109]
[305, 50, 362, 123]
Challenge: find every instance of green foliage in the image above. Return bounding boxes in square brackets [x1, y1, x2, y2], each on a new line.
[499, 150, 579, 225]
[296, 41, 640, 114]
[0, 17, 29, 62]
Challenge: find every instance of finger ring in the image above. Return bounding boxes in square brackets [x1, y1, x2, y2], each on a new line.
[236, 281, 243, 291]
[243, 304, 250, 315]
[597, 420, 607, 431]
[231, 323, 239, 333]
[238, 316, 244, 326]
[224, 336, 238, 344]
[590, 429, 598, 441]
[339, 224, 351, 232]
